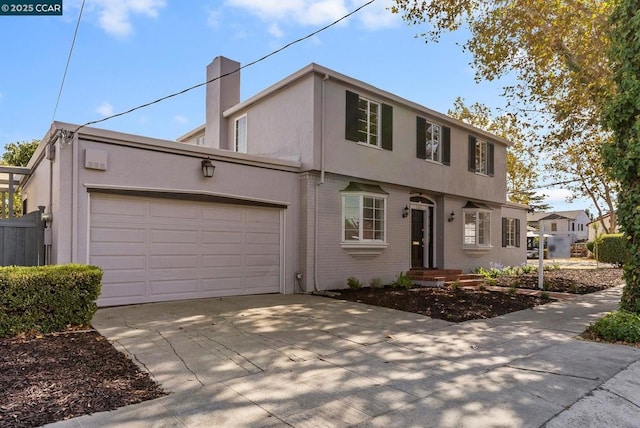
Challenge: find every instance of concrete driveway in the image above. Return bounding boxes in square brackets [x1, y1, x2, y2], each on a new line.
[48, 288, 640, 427]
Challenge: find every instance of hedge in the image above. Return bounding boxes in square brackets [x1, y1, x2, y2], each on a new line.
[594, 234, 628, 266]
[0, 264, 103, 338]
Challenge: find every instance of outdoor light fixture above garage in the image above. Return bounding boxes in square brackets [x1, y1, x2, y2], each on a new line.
[201, 158, 215, 177]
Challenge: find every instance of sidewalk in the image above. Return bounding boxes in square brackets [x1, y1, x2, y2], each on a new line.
[46, 286, 639, 427]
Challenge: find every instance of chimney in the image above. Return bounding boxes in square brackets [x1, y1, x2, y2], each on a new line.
[205, 56, 240, 149]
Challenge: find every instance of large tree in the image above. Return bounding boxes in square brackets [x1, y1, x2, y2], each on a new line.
[448, 97, 550, 211]
[602, 0, 640, 313]
[391, 0, 617, 227]
[1, 140, 39, 167]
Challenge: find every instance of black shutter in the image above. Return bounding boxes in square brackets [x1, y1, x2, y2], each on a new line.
[442, 126, 451, 166]
[381, 103, 393, 151]
[468, 135, 477, 172]
[416, 117, 426, 159]
[502, 217, 508, 247]
[345, 90, 359, 142]
[488, 142, 495, 176]
[515, 219, 521, 247]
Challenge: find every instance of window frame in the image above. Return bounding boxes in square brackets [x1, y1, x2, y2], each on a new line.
[468, 135, 494, 176]
[341, 192, 387, 244]
[425, 121, 442, 163]
[234, 114, 247, 153]
[463, 208, 492, 248]
[357, 96, 380, 148]
[502, 217, 521, 248]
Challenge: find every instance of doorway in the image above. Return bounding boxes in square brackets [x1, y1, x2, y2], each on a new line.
[410, 196, 435, 269]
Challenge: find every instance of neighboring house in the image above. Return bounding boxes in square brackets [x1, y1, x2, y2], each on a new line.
[527, 210, 590, 243]
[21, 56, 527, 307]
[587, 212, 620, 242]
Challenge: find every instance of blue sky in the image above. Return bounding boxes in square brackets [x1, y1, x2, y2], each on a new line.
[0, 0, 584, 211]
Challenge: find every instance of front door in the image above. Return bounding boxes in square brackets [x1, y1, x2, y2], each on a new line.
[410, 203, 435, 269]
[411, 209, 424, 268]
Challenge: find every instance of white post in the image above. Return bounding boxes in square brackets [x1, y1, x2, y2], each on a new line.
[538, 225, 544, 289]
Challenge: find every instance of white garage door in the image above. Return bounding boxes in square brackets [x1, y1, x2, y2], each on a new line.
[89, 193, 283, 306]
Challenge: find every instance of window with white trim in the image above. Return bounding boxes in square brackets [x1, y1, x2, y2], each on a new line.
[502, 217, 521, 248]
[342, 193, 386, 242]
[464, 209, 491, 247]
[468, 136, 494, 176]
[357, 97, 379, 147]
[425, 122, 441, 162]
[235, 115, 247, 153]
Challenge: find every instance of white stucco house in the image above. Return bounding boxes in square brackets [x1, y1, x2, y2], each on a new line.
[21, 56, 527, 306]
[527, 210, 590, 243]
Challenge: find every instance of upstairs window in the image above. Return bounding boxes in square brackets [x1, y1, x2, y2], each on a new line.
[468, 136, 494, 176]
[551, 222, 558, 232]
[416, 117, 450, 165]
[502, 218, 521, 248]
[235, 115, 247, 153]
[345, 90, 393, 150]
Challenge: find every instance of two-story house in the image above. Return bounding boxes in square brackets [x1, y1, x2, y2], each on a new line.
[20, 56, 527, 306]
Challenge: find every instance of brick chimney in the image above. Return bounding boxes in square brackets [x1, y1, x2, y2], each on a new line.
[205, 56, 240, 149]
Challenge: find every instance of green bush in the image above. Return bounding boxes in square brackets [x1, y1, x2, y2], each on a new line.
[0, 264, 103, 338]
[594, 234, 628, 266]
[586, 241, 595, 253]
[347, 276, 363, 290]
[588, 310, 640, 343]
[392, 272, 413, 289]
[369, 277, 382, 288]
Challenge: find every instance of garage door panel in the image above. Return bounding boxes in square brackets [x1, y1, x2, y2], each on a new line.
[92, 227, 146, 243]
[150, 202, 199, 219]
[149, 279, 199, 297]
[201, 230, 243, 244]
[91, 243, 150, 256]
[91, 194, 282, 306]
[149, 255, 199, 269]
[91, 255, 146, 270]
[246, 232, 280, 245]
[150, 229, 199, 244]
[99, 282, 147, 299]
[201, 255, 243, 267]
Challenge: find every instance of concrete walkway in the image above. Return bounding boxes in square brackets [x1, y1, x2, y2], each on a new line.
[47, 286, 640, 427]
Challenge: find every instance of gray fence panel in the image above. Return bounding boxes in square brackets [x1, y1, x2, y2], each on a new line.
[0, 208, 45, 266]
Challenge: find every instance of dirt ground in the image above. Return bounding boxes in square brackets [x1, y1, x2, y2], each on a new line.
[0, 267, 623, 427]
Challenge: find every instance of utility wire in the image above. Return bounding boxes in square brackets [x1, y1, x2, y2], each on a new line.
[52, 0, 85, 122]
[74, 0, 377, 133]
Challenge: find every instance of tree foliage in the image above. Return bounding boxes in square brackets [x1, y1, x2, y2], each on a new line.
[602, 0, 640, 313]
[0, 140, 39, 218]
[448, 97, 549, 211]
[391, 0, 617, 223]
[1, 140, 39, 167]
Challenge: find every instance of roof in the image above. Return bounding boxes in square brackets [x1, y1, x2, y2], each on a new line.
[527, 210, 588, 222]
[182, 61, 513, 148]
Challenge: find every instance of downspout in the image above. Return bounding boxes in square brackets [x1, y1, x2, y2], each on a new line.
[313, 74, 330, 292]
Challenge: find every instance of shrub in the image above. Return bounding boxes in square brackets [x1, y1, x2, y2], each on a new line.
[520, 264, 537, 274]
[485, 278, 497, 286]
[478, 284, 487, 291]
[508, 286, 517, 295]
[450, 280, 461, 289]
[540, 291, 551, 300]
[594, 234, 628, 266]
[0, 264, 103, 338]
[392, 272, 413, 289]
[587, 311, 640, 343]
[369, 277, 382, 288]
[586, 241, 595, 253]
[347, 276, 363, 290]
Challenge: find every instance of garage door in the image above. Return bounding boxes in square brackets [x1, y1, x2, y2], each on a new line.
[89, 193, 283, 306]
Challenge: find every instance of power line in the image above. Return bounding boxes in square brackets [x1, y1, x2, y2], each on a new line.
[74, 0, 376, 134]
[52, 0, 85, 122]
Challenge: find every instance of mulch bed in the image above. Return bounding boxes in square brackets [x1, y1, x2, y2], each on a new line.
[330, 287, 552, 322]
[0, 330, 165, 428]
[492, 268, 623, 294]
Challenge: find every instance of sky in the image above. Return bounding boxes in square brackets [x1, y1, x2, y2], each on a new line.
[0, 0, 586, 211]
